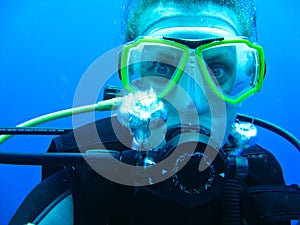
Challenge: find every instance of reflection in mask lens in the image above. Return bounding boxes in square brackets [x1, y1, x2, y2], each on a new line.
[127, 43, 184, 80]
[200, 43, 260, 100]
[126, 42, 185, 94]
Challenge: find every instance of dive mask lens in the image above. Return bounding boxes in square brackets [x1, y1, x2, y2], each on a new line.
[120, 38, 189, 97]
[197, 40, 265, 104]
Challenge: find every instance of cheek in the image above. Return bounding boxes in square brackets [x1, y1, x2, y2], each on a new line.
[226, 103, 240, 121]
[221, 74, 236, 94]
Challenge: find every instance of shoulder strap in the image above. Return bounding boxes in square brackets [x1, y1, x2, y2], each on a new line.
[240, 145, 300, 224]
[42, 116, 132, 179]
[44, 116, 134, 224]
[241, 145, 285, 185]
[242, 184, 300, 224]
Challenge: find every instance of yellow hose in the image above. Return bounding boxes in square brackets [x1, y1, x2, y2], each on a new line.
[0, 98, 122, 145]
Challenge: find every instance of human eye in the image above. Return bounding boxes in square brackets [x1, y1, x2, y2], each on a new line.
[202, 45, 235, 79]
[141, 61, 175, 79]
[203, 50, 235, 85]
[208, 63, 230, 83]
[154, 62, 174, 77]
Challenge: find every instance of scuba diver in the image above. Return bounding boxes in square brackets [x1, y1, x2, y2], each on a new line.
[1, 0, 300, 224]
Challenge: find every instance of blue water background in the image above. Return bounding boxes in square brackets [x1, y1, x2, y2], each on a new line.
[0, 0, 299, 224]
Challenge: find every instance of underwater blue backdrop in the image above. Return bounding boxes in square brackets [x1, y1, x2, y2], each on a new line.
[0, 0, 299, 224]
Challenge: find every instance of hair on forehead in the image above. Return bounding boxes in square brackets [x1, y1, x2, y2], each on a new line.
[121, 0, 257, 42]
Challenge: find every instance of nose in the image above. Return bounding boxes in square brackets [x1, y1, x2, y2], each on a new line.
[177, 54, 209, 113]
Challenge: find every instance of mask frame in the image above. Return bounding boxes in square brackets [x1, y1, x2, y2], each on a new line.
[119, 36, 265, 104]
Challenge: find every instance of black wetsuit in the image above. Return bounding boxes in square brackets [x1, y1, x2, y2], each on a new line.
[10, 116, 300, 225]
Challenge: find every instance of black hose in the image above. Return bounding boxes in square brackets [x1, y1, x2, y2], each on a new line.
[0, 151, 120, 166]
[0, 127, 71, 135]
[221, 179, 241, 225]
[237, 114, 300, 152]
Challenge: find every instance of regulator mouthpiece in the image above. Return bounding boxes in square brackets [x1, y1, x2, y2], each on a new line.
[117, 89, 168, 151]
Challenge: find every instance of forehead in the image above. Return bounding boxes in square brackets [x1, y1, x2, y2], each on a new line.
[147, 26, 236, 40]
[135, 3, 242, 39]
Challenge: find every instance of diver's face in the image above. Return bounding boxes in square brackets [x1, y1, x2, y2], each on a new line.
[135, 3, 243, 143]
